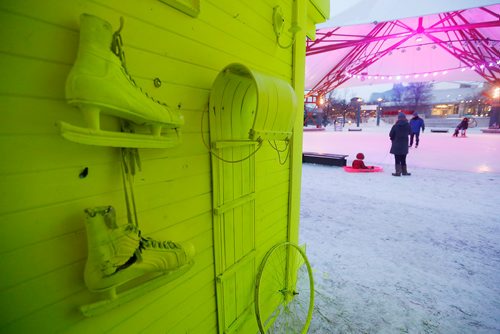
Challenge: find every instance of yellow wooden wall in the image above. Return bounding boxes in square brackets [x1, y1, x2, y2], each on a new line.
[0, 0, 327, 332]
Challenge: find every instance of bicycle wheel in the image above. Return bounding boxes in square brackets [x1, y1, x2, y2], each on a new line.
[468, 118, 478, 128]
[255, 242, 314, 334]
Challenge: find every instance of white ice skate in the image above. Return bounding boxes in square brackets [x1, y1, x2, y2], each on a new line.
[80, 206, 195, 316]
[60, 13, 183, 148]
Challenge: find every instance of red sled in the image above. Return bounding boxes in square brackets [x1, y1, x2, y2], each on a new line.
[343, 166, 383, 173]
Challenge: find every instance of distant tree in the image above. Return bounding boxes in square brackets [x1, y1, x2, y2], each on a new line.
[404, 82, 433, 107]
[461, 87, 490, 116]
[391, 83, 406, 105]
[323, 90, 353, 123]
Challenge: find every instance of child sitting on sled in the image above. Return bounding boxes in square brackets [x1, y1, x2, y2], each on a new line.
[352, 153, 374, 169]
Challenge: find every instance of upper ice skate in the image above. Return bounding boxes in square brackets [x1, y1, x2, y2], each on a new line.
[61, 14, 183, 148]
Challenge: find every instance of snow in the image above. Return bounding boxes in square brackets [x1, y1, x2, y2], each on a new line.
[299, 120, 500, 333]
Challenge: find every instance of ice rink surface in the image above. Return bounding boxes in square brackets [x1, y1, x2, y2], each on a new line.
[300, 121, 500, 333]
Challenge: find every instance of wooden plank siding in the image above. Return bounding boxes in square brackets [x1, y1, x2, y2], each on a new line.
[0, 0, 328, 332]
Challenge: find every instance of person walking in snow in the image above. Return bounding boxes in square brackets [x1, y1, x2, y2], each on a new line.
[409, 112, 425, 148]
[389, 112, 411, 176]
[453, 117, 469, 137]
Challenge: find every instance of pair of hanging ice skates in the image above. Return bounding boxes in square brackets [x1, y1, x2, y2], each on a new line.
[65, 14, 195, 315]
[61, 13, 182, 148]
[82, 206, 195, 316]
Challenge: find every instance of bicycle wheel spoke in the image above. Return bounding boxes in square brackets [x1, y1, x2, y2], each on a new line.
[256, 242, 315, 334]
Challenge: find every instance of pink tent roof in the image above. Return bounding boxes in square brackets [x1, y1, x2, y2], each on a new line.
[305, 4, 500, 97]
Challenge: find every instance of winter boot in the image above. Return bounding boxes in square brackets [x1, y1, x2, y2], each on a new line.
[65, 13, 183, 131]
[83, 206, 195, 292]
[402, 165, 411, 176]
[392, 164, 401, 176]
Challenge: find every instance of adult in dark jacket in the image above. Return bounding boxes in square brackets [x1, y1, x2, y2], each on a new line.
[453, 117, 469, 137]
[389, 112, 411, 176]
[409, 112, 425, 148]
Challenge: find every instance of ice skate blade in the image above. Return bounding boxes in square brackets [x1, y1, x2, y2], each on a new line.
[80, 261, 194, 317]
[58, 121, 181, 148]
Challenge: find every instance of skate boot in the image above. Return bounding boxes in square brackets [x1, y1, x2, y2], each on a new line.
[83, 206, 195, 292]
[62, 13, 183, 148]
[392, 164, 401, 176]
[402, 165, 411, 176]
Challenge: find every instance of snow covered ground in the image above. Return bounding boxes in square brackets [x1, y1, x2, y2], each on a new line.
[300, 120, 500, 333]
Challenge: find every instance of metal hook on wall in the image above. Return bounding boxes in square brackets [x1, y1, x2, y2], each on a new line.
[272, 5, 300, 49]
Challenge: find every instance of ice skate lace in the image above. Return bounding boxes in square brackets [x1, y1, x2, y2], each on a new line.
[124, 224, 180, 251]
[107, 224, 179, 274]
[140, 237, 181, 251]
[111, 17, 167, 107]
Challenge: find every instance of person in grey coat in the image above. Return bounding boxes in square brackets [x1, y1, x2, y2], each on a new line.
[389, 112, 411, 176]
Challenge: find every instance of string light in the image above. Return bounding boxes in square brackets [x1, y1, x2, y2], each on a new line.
[344, 63, 499, 82]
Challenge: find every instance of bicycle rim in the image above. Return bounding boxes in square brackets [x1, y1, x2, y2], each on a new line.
[255, 242, 314, 334]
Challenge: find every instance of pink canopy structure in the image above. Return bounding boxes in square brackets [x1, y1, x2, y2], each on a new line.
[305, 3, 500, 99]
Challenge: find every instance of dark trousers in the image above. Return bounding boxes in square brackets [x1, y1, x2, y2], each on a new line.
[410, 132, 420, 146]
[394, 154, 407, 166]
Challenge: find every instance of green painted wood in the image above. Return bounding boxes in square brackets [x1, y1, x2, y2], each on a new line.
[0, 204, 212, 296]
[3, 249, 214, 334]
[0, 261, 85, 328]
[65, 239, 213, 334]
[168, 298, 218, 333]
[214, 193, 255, 216]
[0, 0, 326, 332]
[0, 53, 69, 99]
[0, 190, 212, 255]
[0, 9, 79, 64]
[0, 132, 209, 175]
[139, 282, 216, 333]
[92, 0, 292, 74]
[0, 164, 210, 216]
[108, 278, 215, 333]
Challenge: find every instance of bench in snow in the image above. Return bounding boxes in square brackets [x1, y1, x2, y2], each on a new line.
[302, 152, 348, 167]
[481, 128, 500, 134]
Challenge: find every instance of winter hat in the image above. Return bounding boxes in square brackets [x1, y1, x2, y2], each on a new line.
[413, 111, 418, 117]
[398, 112, 406, 120]
[356, 152, 365, 159]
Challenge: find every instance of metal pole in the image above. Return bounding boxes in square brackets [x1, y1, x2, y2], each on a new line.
[356, 103, 361, 127]
[376, 102, 381, 126]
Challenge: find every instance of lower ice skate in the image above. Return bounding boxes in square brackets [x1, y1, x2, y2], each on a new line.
[80, 206, 195, 316]
[60, 13, 183, 148]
